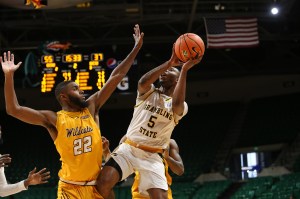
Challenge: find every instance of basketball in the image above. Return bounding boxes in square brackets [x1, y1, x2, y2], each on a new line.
[174, 33, 205, 63]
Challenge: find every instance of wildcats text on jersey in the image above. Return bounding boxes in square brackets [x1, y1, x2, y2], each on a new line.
[66, 126, 93, 137]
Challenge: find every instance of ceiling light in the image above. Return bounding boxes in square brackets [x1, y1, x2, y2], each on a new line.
[271, 7, 279, 15]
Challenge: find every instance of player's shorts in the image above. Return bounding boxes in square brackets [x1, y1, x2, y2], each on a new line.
[110, 143, 168, 195]
[132, 186, 173, 199]
[57, 180, 103, 199]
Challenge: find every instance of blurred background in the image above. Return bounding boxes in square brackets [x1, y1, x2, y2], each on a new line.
[1, 0, 300, 198]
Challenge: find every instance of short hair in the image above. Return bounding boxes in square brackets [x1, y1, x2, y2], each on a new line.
[55, 80, 73, 102]
[174, 66, 181, 73]
[172, 66, 181, 79]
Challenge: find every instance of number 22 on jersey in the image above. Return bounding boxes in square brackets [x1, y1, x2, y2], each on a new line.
[73, 136, 92, 155]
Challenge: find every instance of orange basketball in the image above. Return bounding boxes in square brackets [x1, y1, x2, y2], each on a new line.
[174, 33, 205, 63]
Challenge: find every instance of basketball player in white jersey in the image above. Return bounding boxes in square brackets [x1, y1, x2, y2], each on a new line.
[96, 45, 202, 199]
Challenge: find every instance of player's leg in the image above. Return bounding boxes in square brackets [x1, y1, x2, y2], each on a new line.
[97, 160, 121, 199]
[167, 187, 173, 199]
[138, 160, 168, 199]
[148, 188, 168, 199]
[57, 181, 103, 199]
[97, 143, 134, 199]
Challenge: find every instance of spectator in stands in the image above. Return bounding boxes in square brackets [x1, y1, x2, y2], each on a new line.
[97, 44, 202, 199]
[0, 154, 50, 197]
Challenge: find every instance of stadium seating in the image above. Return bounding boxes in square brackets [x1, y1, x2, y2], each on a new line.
[191, 180, 232, 199]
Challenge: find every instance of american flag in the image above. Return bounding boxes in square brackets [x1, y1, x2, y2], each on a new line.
[204, 18, 259, 49]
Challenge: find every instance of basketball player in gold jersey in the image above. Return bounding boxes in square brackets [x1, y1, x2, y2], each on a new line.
[0, 24, 144, 199]
[103, 136, 184, 199]
[131, 139, 184, 199]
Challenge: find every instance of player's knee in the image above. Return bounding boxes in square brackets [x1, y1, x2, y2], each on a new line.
[97, 168, 119, 189]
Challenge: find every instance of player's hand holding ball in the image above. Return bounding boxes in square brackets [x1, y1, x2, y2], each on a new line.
[181, 56, 203, 71]
[168, 43, 183, 67]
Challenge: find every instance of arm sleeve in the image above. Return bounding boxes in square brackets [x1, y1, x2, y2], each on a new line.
[0, 167, 27, 197]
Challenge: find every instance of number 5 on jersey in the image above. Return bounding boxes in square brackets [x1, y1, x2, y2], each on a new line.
[148, 115, 158, 128]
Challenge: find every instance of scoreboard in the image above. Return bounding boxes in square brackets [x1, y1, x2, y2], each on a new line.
[40, 52, 109, 94]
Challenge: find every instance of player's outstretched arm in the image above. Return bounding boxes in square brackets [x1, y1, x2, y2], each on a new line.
[0, 158, 50, 197]
[87, 24, 144, 112]
[0, 51, 56, 128]
[137, 44, 181, 96]
[172, 57, 202, 116]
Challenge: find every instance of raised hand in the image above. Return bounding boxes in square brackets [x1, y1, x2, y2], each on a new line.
[0, 51, 22, 74]
[169, 43, 183, 67]
[181, 56, 203, 71]
[102, 136, 110, 153]
[25, 167, 51, 186]
[133, 24, 144, 50]
[0, 154, 12, 167]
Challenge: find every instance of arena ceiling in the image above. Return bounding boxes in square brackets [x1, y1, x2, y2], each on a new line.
[0, 0, 300, 77]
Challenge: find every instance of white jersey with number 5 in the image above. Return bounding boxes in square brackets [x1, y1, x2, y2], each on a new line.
[126, 84, 188, 149]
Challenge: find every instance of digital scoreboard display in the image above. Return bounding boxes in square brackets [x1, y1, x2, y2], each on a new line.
[40, 53, 107, 94]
